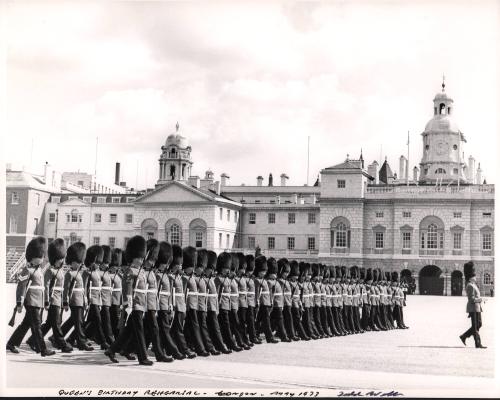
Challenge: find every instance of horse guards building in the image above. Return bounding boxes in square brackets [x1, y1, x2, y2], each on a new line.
[5, 84, 495, 296]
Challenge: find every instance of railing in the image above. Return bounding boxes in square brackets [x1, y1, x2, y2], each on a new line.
[223, 248, 319, 256]
[419, 249, 445, 256]
[7, 253, 26, 283]
[366, 184, 494, 196]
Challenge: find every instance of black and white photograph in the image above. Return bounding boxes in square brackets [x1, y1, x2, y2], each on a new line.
[1, 0, 498, 397]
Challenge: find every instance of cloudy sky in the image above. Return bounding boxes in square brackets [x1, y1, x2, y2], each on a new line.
[4, 1, 499, 189]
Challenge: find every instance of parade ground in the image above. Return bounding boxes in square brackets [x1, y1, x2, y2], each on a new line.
[3, 284, 497, 397]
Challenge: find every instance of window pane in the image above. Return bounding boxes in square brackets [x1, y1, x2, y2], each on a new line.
[170, 224, 181, 245]
[375, 232, 384, 249]
[268, 237, 275, 249]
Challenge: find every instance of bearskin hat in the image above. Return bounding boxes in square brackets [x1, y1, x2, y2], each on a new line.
[323, 265, 330, 279]
[365, 268, 373, 282]
[182, 246, 197, 269]
[340, 266, 347, 278]
[197, 249, 208, 270]
[237, 253, 247, 270]
[156, 242, 172, 266]
[101, 245, 112, 265]
[216, 252, 232, 273]
[146, 239, 160, 263]
[207, 250, 218, 270]
[329, 265, 336, 278]
[110, 248, 123, 267]
[245, 254, 255, 272]
[66, 242, 86, 265]
[359, 267, 366, 280]
[350, 266, 358, 279]
[26, 236, 47, 262]
[464, 261, 475, 281]
[335, 266, 341, 279]
[289, 260, 300, 277]
[172, 244, 183, 266]
[304, 263, 312, 276]
[391, 271, 399, 283]
[267, 257, 278, 275]
[48, 238, 65, 265]
[230, 253, 239, 272]
[85, 245, 104, 267]
[372, 268, 379, 282]
[254, 255, 268, 275]
[311, 263, 320, 278]
[385, 271, 391, 282]
[125, 235, 146, 264]
[277, 258, 290, 276]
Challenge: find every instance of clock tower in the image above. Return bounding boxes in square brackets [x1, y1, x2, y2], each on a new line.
[419, 80, 467, 184]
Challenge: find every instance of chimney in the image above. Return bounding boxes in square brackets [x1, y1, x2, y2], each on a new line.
[468, 156, 475, 183]
[367, 161, 379, 184]
[188, 176, 201, 189]
[280, 173, 289, 186]
[413, 166, 419, 182]
[476, 163, 482, 185]
[293, 193, 298, 204]
[399, 156, 407, 181]
[115, 162, 120, 185]
[268, 173, 273, 186]
[213, 180, 221, 195]
[276, 195, 281, 204]
[220, 173, 229, 187]
[120, 181, 127, 187]
[257, 176, 263, 186]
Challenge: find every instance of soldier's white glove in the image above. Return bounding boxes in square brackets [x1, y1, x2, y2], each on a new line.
[16, 305, 23, 313]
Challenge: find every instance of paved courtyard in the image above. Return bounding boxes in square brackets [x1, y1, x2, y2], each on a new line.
[3, 283, 498, 397]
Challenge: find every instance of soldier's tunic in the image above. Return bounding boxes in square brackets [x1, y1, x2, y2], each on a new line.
[156, 269, 182, 357]
[289, 280, 306, 339]
[281, 278, 295, 339]
[183, 273, 205, 354]
[196, 275, 216, 352]
[228, 277, 245, 347]
[352, 283, 361, 332]
[7, 262, 49, 352]
[61, 264, 87, 347]
[169, 271, 189, 354]
[206, 275, 226, 351]
[319, 282, 330, 336]
[269, 278, 287, 340]
[99, 268, 115, 344]
[143, 269, 166, 358]
[254, 277, 274, 341]
[235, 276, 249, 346]
[82, 268, 107, 345]
[216, 275, 238, 349]
[300, 280, 312, 337]
[109, 268, 122, 337]
[361, 283, 370, 330]
[245, 276, 258, 343]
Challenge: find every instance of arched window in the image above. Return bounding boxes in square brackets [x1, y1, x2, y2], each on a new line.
[330, 218, 351, 249]
[435, 168, 446, 174]
[483, 272, 492, 285]
[427, 224, 437, 249]
[170, 224, 181, 245]
[336, 223, 347, 247]
[9, 216, 17, 233]
[439, 103, 446, 115]
[420, 217, 444, 251]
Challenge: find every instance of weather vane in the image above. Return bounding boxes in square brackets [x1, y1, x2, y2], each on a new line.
[176, 121, 179, 132]
[442, 74, 446, 92]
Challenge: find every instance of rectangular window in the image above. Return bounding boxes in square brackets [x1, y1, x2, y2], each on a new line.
[219, 233, 222, 248]
[110, 214, 117, 223]
[483, 212, 492, 217]
[49, 213, 56, 223]
[375, 232, 384, 249]
[71, 213, 79, 223]
[268, 213, 276, 224]
[97, 197, 106, 204]
[93, 237, 100, 245]
[287, 237, 295, 250]
[195, 232, 203, 248]
[402, 232, 411, 249]
[9, 216, 17, 233]
[94, 213, 102, 223]
[335, 231, 347, 248]
[226, 234, 230, 248]
[337, 179, 346, 188]
[234, 211, 238, 223]
[268, 237, 275, 250]
[308, 213, 316, 224]
[83, 196, 92, 203]
[453, 212, 462, 218]
[125, 214, 133, 224]
[376, 212, 384, 218]
[11, 192, 20, 204]
[66, 214, 70, 223]
[308, 237, 316, 250]
[403, 211, 411, 218]
[255, 200, 261, 204]
[77, 180, 84, 187]
[453, 232, 462, 250]
[248, 237, 255, 249]
[288, 213, 295, 224]
[249, 213, 256, 224]
[482, 233, 492, 250]
[109, 237, 116, 248]
[35, 193, 40, 206]
[112, 197, 121, 203]
[52, 196, 60, 204]
[227, 209, 230, 221]
[219, 208, 223, 220]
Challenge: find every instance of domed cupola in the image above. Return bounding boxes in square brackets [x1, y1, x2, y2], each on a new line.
[419, 78, 467, 184]
[157, 122, 193, 185]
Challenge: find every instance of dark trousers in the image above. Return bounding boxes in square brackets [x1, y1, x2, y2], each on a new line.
[270, 306, 288, 340]
[157, 310, 182, 357]
[334, 307, 346, 333]
[370, 304, 379, 328]
[256, 306, 274, 341]
[110, 305, 121, 338]
[83, 304, 106, 345]
[8, 306, 47, 352]
[111, 310, 148, 362]
[393, 305, 404, 327]
[320, 306, 330, 335]
[292, 307, 308, 339]
[229, 308, 245, 346]
[462, 312, 483, 347]
[207, 310, 226, 351]
[29, 305, 67, 349]
[197, 310, 216, 352]
[326, 306, 339, 335]
[144, 310, 166, 358]
[170, 311, 189, 354]
[377, 304, 386, 329]
[66, 306, 87, 346]
[385, 305, 394, 327]
[237, 307, 250, 345]
[352, 306, 361, 331]
[313, 306, 324, 335]
[245, 306, 258, 341]
[344, 305, 355, 332]
[184, 308, 206, 353]
[219, 309, 238, 348]
[308, 307, 320, 336]
[283, 305, 295, 339]
[100, 305, 115, 344]
[361, 304, 371, 329]
[301, 307, 312, 337]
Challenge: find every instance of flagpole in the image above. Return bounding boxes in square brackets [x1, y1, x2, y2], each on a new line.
[307, 136, 310, 186]
[406, 130, 410, 186]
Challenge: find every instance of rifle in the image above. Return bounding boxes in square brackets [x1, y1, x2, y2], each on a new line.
[254, 277, 264, 323]
[8, 262, 42, 327]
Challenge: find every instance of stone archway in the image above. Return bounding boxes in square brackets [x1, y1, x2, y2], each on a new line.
[419, 265, 444, 295]
[401, 269, 412, 283]
[451, 270, 464, 296]
[141, 218, 158, 239]
[189, 218, 207, 249]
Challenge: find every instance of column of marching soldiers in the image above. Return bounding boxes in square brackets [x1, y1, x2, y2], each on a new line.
[7, 235, 409, 365]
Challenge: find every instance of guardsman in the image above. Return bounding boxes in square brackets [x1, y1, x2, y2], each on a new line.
[327, 266, 342, 336]
[105, 235, 153, 365]
[235, 253, 253, 348]
[228, 253, 249, 350]
[333, 266, 347, 335]
[310, 264, 325, 338]
[352, 266, 363, 333]
[144, 239, 172, 362]
[319, 265, 331, 337]
[99, 245, 115, 346]
[289, 261, 308, 340]
[300, 262, 315, 339]
[109, 248, 123, 339]
[169, 245, 196, 359]
[205, 251, 231, 354]
[323, 265, 339, 336]
[244, 254, 261, 345]
[305, 263, 321, 338]
[254, 255, 278, 343]
[360, 268, 371, 331]
[62, 242, 93, 351]
[155, 241, 185, 360]
[460, 261, 486, 348]
[391, 271, 404, 329]
[279, 259, 296, 341]
[268, 258, 289, 342]
[216, 252, 242, 351]
[183, 246, 209, 357]
[195, 249, 221, 356]
[27, 238, 72, 353]
[7, 237, 55, 356]
[369, 268, 381, 331]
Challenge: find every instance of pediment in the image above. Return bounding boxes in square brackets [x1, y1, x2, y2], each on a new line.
[60, 198, 88, 207]
[136, 181, 213, 204]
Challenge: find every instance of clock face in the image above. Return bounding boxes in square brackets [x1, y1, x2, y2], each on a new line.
[436, 141, 448, 155]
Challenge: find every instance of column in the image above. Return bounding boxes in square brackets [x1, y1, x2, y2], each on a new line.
[159, 162, 163, 180]
[412, 271, 419, 295]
